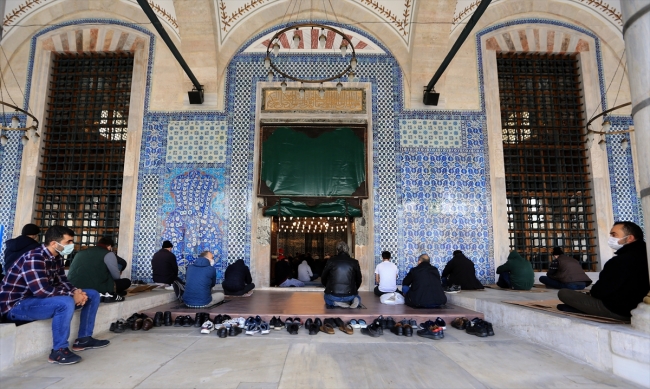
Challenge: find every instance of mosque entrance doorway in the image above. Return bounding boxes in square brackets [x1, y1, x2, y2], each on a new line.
[269, 215, 355, 287]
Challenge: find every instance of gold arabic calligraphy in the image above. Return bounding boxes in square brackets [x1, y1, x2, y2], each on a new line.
[263, 89, 364, 113]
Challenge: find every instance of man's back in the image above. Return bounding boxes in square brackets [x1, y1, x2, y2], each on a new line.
[67, 247, 114, 294]
[321, 253, 362, 296]
[375, 261, 398, 292]
[223, 259, 252, 291]
[184, 257, 216, 306]
[442, 254, 484, 290]
[151, 249, 178, 284]
[274, 259, 291, 285]
[297, 261, 313, 282]
[3, 236, 40, 273]
[403, 262, 447, 307]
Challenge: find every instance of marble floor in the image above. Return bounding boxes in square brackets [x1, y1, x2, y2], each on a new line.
[0, 320, 641, 389]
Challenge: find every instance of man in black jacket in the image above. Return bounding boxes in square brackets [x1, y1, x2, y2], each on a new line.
[321, 241, 362, 308]
[558, 221, 649, 321]
[222, 258, 255, 296]
[3, 224, 41, 274]
[151, 241, 184, 294]
[402, 254, 447, 308]
[441, 250, 484, 290]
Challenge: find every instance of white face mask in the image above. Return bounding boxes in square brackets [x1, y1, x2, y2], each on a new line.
[56, 242, 75, 256]
[607, 235, 629, 251]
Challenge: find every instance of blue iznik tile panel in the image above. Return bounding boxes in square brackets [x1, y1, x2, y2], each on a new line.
[607, 116, 644, 229]
[166, 121, 227, 163]
[400, 119, 463, 148]
[0, 114, 25, 266]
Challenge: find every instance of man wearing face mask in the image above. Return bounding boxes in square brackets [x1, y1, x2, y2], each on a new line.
[0, 225, 109, 365]
[558, 221, 649, 321]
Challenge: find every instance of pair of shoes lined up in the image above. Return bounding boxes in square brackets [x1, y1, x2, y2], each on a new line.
[201, 321, 243, 337]
[48, 337, 110, 365]
[391, 319, 416, 337]
[347, 319, 367, 329]
[416, 317, 447, 340]
[244, 315, 270, 335]
[284, 317, 302, 334]
[444, 285, 461, 294]
[314, 317, 353, 335]
[464, 317, 495, 337]
[374, 315, 400, 331]
[360, 317, 384, 337]
[99, 292, 126, 303]
[269, 316, 285, 330]
[110, 313, 156, 332]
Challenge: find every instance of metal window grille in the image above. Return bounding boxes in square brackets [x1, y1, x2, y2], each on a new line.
[35, 52, 134, 250]
[497, 53, 597, 271]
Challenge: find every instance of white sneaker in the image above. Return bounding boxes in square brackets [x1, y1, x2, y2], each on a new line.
[201, 321, 214, 334]
[164, 285, 174, 291]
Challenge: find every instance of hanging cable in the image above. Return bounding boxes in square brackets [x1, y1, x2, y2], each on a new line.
[586, 48, 626, 122]
[0, 46, 32, 114]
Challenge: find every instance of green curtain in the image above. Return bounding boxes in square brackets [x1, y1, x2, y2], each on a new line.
[264, 198, 361, 217]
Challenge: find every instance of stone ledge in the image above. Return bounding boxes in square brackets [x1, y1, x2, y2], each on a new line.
[447, 289, 650, 388]
[0, 289, 177, 371]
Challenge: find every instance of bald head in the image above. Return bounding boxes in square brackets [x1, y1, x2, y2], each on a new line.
[418, 254, 430, 264]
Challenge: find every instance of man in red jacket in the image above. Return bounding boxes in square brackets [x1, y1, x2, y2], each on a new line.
[558, 221, 649, 321]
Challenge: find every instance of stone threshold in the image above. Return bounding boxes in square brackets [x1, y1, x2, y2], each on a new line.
[446, 289, 650, 388]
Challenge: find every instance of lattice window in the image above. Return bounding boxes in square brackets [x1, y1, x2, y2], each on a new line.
[35, 52, 134, 250]
[497, 53, 597, 271]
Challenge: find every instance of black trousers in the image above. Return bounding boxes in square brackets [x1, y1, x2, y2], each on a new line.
[115, 278, 132, 296]
[373, 285, 402, 297]
[223, 283, 255, 296]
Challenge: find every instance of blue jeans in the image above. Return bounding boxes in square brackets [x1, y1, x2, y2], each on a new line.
[7, 289, 100, 350]
[324, 293, 360, 308]
[497, 272, 512, 289]
[539, 276, 586, 290]
[401, 285, 442, 308]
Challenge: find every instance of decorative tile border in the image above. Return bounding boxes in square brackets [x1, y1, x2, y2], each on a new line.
[0, 114, 25, 265]
[166, 121, 227, 163]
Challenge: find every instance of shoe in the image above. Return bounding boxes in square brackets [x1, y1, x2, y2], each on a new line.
[320, 319, 336, 334]
[409, 318, 418, 329]
[417, 325, 442, 340]
[182, 315, 194, 327]
[142, 317, 154, 331]
[403, 324, 413, 337]
[244, 316, 256, 328]
[333, 301, 351, 308]
[194, 313, 203, 327]
[308, 319, 319, 335]
[419, 320, 435, 330]
[485, 321, 495, 336]
[435, 317, 447, 330]
[445, 285, 461, 294]
[358, 319, 367, 329]
[153, 312, 163, 327]
[376, 315, 386, 330]
[385, 317, 396, 329]
[334, 318, 354, 335]
[361, 324, 381, 337]
[350, 297, 360, 309]
[222, 314, 232, 322]
[103, 294, 125, 303]
[349, 319, 359, 329]
[274, 317, 284, 330]
[451, 317, 469, 330]
[217, 327, 228, 338]
[126, 313, 140, 327]
[174, 315, 183, 327]
[164, 311, 172, 326]
[132, 316, 144, 331]
[109, 322, 117, 332]
[260, 322, 270, 335]
[305, 318, 313, 329]
[391, 322, 403, 336]
[201, 321, 215, 334]
[48, 348, 82, 364]
[72, 336, 110, 351]
[465, 321, 488, 337]
[227, 323, 239, 335]
[213, 314, 224, 325]
[288, 323, 299, 335]
[245, 323, 259, 335]
[284, 317, 294, 331]
[269, 316, 277, 329]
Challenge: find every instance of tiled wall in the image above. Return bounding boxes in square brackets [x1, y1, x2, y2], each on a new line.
[0, 114, 25, 261]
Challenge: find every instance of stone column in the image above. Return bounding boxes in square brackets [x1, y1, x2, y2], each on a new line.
[622, 0, 650, 334]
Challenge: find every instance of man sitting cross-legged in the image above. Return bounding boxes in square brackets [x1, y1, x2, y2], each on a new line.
[321, 241, 362, 308]
[402, 254, 447, 308]
[0, 225, 109, 365]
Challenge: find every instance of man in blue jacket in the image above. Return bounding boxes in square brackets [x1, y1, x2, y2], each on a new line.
[183, 251, 224, 308]
[3, 224, 41, 273]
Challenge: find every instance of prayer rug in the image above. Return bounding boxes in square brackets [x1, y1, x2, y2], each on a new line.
[503, 299, 627, 324]
[484, 284, 548, 293]
[325, 303, 368, 309]
[169, 300, 231, 310]
[225, 290, 254, 297]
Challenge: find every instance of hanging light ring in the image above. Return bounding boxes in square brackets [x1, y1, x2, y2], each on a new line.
[265, 23, 357, 84]
[0, 101, 39, 131]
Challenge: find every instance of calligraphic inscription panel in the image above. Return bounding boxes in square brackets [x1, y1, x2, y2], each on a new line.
[262, 88, 365, 113]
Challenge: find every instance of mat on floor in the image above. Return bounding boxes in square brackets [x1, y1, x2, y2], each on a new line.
[325, 303, 367, 309]
[126, 284, 158, 296]
[169, 300, 231, 310]
[225, 291, 254, 298]
[503, 299, 627, 324]
[484, 284, 547, 293]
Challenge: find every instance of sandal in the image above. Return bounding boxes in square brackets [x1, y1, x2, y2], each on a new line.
[320, 319, 335, 334]
[334, 318, 354, 335]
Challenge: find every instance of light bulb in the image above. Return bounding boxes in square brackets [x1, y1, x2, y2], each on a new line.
[621, 137, 629, 151]
[598, 136, 606, 151]
[340, 43, 347, 57]
[27, 127, 36, 139]
[0, 134, 7, 147]
[351, 57, 357, 70]
[319, 32, 327, 48]
[21, 135, 28, 146]
[601, 118, 611, 133]
[11, 116, 20, 129]
[319, 87, 325, 98]
[336, 82, 342, 93]
[264, 57, 271, 69]
[281, 81, 287, 93]
[273, 43, 280, 56]
[267, 70, 274, 82]
[348, 71, 356, 82]
[293, 31, 301, 47]
[299, 87, 305, 98]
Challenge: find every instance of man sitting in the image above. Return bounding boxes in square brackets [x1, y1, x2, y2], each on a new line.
[67, 236, 131, 300]
[222, 258, 256, 296]
[539, 247, 592, 290]
[297, 258, 317, 282]
[151, 240, 184, 298]
[441, 250, 484, 290]
[496, 250, 534, 290]
[402, 254, 447, 308]
[183, 251, 224, 307]
[274, 256, 304, 287]
[3, 223, 41, 274]
[374, 251, 399, 296]
[321, 241, 362, 308]
[558, 221, 649, 321]
[0, 225, 109, 365]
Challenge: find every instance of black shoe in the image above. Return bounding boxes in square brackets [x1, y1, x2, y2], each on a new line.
[376, 315, 386, 329]
[164, 311, 172, 326]
[217, 327, 228, 338]
[269, 316, 277, 329]
[466, 321, 488, 337]
[417, 325, 442, 340]
[182, 315, 194, 327]
[274, 317, 284, 330]
[174, 315, 183, 327]
[109, 322, 117, 332]
[391, 323, 403, 336]
[385, 317, 396, 330]
[213, 314, 223, 325]
[126, 313, 140, 327]
[72, 336, 110, 351]
[194, 313, 203, 327]
[305, 318, 313, 330]
[153, 312, 163, 327]
[403, 324, 413, 337]
[361, 325, 381, 337]
[132, 317, 143, 331]
[229, 325, 242, 336]
[49, 348, 82, 364]
[435, 317, 447, 330]
[373, 319, 384, 335]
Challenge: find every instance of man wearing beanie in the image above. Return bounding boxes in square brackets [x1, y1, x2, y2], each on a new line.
[538, 247, 592, 290]
[151, 241, 184, 298]
[3, 223, 41, 273]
